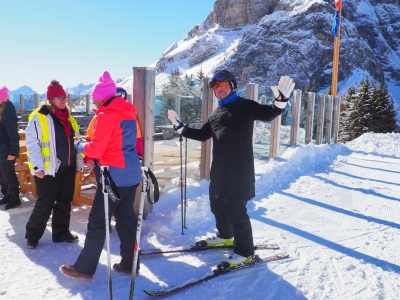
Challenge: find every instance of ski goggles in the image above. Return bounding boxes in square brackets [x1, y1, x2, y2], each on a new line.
[116, 87, 127, 100]
[212, 81, 230, 90]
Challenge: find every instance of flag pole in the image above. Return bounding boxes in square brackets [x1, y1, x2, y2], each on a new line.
[331, 0, 342, 98]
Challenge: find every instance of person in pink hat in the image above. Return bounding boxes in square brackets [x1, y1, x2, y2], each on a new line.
[0, 86, 21, 210]
[60, 71, 142, 280]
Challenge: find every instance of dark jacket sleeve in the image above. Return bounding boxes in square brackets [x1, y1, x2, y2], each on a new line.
[3, 102, 20, 157]
[250, 100, 284, 122]
[182, 119, 213, 142]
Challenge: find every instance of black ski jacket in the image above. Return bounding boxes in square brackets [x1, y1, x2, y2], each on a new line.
[182, 96, 283, 200]
[0, 101, 20, 163]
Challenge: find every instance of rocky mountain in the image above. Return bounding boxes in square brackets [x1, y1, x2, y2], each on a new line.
[64, 83, 95, 95]
[154, 0, 400, 103]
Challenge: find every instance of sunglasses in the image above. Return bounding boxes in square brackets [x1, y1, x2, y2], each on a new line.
[57, 96, 68, 101]
[212, 81, 230, 90]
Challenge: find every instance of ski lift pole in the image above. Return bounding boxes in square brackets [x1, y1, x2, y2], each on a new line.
[101, 166, 113, 300]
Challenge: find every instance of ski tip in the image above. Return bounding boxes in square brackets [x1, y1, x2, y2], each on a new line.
[144, 289, 164, 297]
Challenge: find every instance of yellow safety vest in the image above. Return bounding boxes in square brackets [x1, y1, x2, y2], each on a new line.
[27, 108, 80, 171]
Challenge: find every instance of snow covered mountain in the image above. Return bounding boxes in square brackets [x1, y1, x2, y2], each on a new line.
[153, 0, 400, 102]
[10, 0, 400, 106]
[64, 83, 95, 95]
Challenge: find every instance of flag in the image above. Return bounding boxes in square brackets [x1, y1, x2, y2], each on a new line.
[335, 0, 341, 10]
[332, 10, 340, 37]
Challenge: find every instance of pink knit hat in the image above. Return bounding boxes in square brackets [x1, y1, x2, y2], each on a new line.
[91, 71, 116, 101]
[0, 86, 8, 102]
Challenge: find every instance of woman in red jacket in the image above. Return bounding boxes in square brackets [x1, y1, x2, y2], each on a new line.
[60, 71, 142, 279]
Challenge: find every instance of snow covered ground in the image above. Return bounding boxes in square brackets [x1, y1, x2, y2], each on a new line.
[1, 132, 400, 300]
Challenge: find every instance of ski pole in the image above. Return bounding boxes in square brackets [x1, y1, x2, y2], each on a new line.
[129, 167, 148, 300]
[184, 137, 187, 229]
[101, 166, 113, 300]
[179, 134, 184, 235]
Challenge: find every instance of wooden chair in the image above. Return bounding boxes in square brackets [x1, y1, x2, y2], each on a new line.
[15, 163, 37, 198]
[16, 142, 38, 198]
[18, 130, 26, 140]
[72, 166, 96, 206]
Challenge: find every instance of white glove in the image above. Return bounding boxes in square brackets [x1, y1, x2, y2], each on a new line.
[271, 76, 295, 109]
[168, 110, 181, 126]
[167, 110, 184, 134]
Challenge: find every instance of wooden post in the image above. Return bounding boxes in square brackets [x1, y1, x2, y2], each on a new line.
[325, 95, 334, 144]
[20, 93, 24, 110]
[305, 92, 316, 144]
[175, 95, 181, 116]
[269, 115, 281, 159]
[316, 94, 326, 145]
[290, 89, 302, 146]
[67, 94, 72, 111]
[246, 83, 258, 101]
[34, 94, 39, 109]
[332, 96, 342, 143]
[260, 95, 266, 105]
[246, 83, 259, 146]
[133, 67, 156, 218]
[199, 77, 213, 180]
[331, 1, 342, 98]
[85, 94, 90, 115]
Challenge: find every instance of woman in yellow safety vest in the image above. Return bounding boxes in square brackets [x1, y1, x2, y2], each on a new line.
[25, 80, 83, 249]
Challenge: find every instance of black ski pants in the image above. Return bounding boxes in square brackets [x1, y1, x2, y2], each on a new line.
[0, 169, 6, 195]
[210, 196, 254, 257]
[73, 183, 139, 276]
[25, 164, 76, 241]
[0, 159, 19, 195]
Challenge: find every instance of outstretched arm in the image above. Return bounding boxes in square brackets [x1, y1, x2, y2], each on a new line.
[167, 109, 212, 142]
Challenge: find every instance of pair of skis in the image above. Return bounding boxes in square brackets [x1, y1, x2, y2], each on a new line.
[143, 252, 290, 297]
[138, 242, 287, 297]
[139, 242, 280, 255]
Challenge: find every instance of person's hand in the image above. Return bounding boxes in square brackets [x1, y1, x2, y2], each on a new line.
[167, 110, 181, 126]
[86, 159, 95, 169]
[74, 139, 86, 154]
[168, 110, 185, 134]
[7, 155, 15, 160]
[271, 76, 295, 108]
[35, 170, 45, 179]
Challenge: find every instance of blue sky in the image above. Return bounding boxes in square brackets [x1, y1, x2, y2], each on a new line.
[1, 0, 215, 93]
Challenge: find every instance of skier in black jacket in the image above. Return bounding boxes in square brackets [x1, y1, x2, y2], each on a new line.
[167, 70, 294, 267]
[0, 86, 21, 210]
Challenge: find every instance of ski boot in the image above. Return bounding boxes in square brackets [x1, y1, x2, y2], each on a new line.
[195, 236, 234, 247]
[217, 253, 254, 270]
